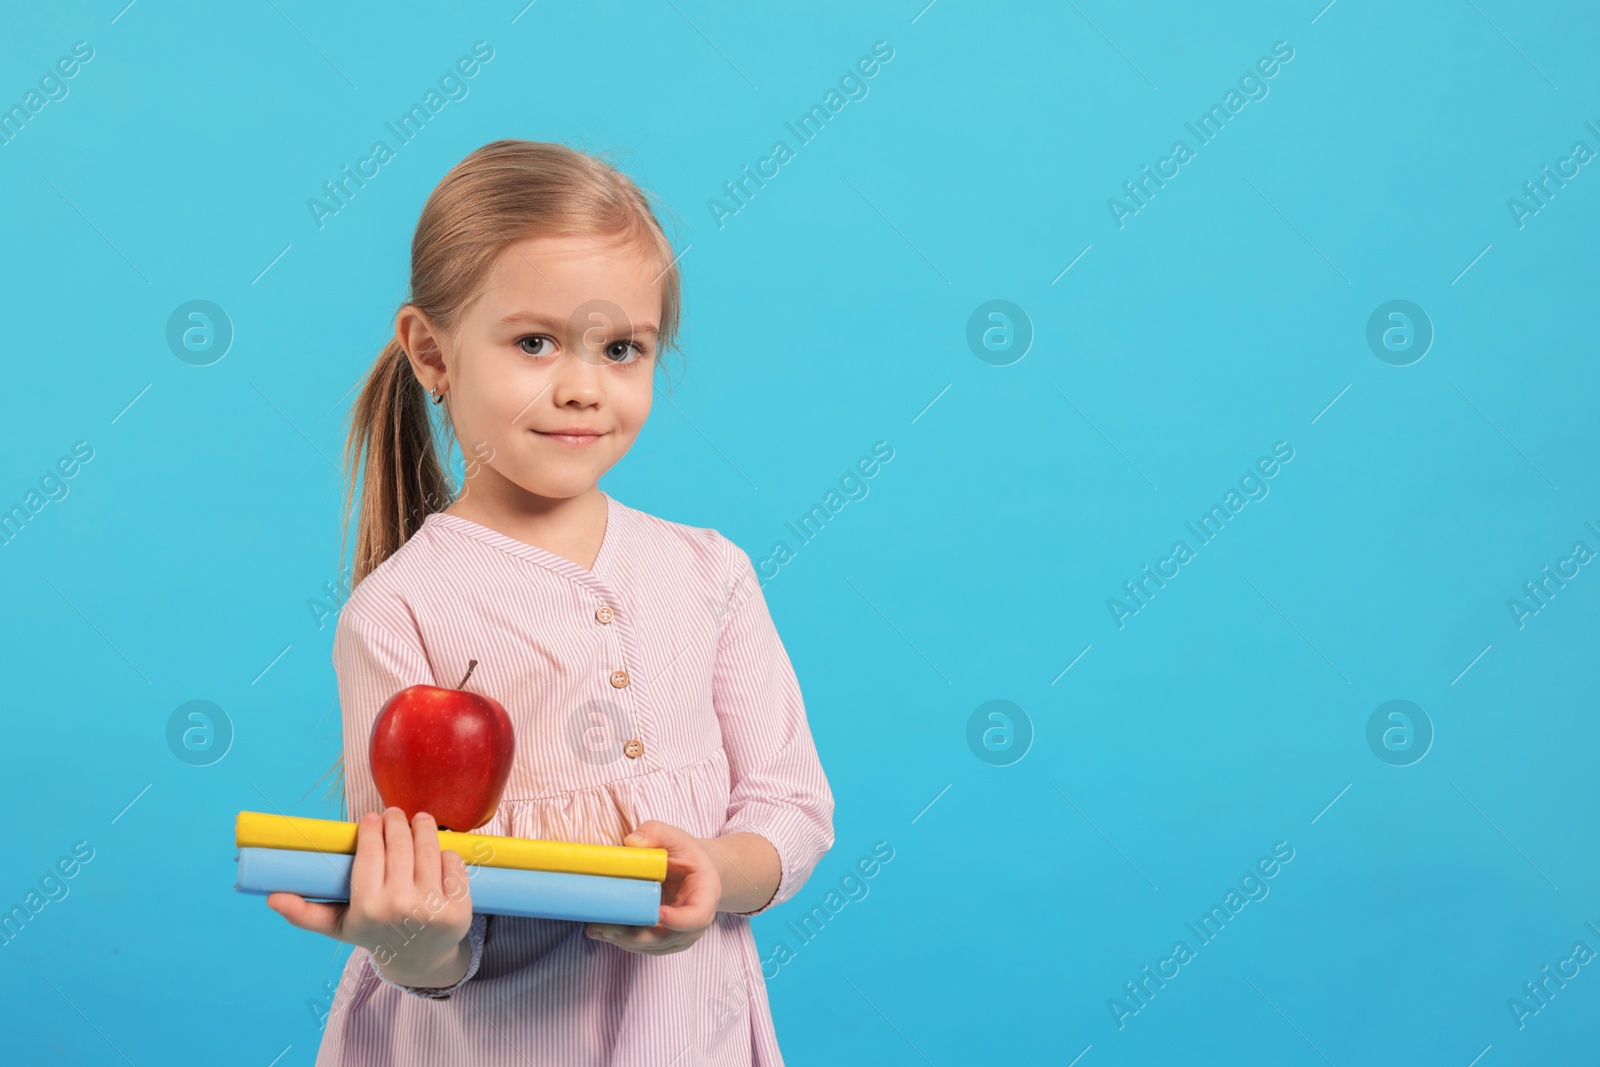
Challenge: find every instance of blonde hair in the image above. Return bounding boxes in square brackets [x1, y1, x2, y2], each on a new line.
[312, 139, 683, 816]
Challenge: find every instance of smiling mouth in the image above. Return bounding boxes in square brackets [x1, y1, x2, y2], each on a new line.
[534, 430, 605, 446]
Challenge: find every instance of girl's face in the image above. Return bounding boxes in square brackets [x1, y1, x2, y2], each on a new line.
[399, 232, 663, 510]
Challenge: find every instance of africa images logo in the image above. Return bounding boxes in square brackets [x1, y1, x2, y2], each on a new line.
[1106, 41, 1295, 229]
[1107, 442, 1295, 629]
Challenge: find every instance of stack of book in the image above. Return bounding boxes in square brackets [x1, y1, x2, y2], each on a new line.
[233, 811, 666, 926]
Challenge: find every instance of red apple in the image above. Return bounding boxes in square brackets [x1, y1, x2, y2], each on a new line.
[369, 659, 514, 831]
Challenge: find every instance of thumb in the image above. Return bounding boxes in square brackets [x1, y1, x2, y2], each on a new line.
[623, 822, 657, 847]
[625, 823, 676, 849]
[266, 892, 346, 939]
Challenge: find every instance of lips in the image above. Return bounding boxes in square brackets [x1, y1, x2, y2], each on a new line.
[534, 428, 605, 446]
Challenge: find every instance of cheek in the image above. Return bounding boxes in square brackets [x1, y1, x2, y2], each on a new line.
[614, 375, 654, 432]
[453, 396, 517, 459]
[474, 364, 554, 427]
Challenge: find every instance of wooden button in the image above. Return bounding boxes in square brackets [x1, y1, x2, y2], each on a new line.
[623, 738, 644, 759]
[609, 669, 629, 688]
[595, 605, 614, 624]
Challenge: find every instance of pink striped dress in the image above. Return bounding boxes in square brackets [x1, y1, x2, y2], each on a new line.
[314, 490, 835, 1066]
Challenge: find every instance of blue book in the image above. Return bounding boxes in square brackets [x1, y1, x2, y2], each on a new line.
[235, 846, 661, 926]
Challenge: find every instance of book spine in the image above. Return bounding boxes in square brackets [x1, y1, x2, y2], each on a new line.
[234, 811, 666, 881]
[234, 847, 661, 926]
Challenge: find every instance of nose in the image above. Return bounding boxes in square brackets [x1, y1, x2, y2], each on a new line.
[549, 343, 605, 409]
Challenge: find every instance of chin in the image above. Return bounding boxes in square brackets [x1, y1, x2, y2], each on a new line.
[517, 475, 601, 500]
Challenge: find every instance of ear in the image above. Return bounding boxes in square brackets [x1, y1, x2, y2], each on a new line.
[395, 305, 449, 392]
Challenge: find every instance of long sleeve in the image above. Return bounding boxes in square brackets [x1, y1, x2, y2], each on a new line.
[332, 604, 489, 1000]
[370, 913, 488, 1001]
[711, 540, 835, 917]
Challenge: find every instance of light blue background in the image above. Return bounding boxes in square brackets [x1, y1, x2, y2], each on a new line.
[2, 1, 1596, 1064]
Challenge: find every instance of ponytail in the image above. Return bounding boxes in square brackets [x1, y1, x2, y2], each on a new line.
[340, 338, 455, 591]
[315, 340, 455, 817]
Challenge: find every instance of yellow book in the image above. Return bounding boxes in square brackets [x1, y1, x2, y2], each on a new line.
[235, 811, 667, 882]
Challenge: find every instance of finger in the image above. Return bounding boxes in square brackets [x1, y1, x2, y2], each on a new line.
[440, 848, 474, 910]
[600, 926, 702, 956]
[412, 811, 442, 896]
[629, 823, 705, 885]
[267, 892, 347, 939]
[655, 844, 721, 930]
[589, 922, 670, 947]
[657, 872, 719, 931]
[626, 820, 686, 853]
[350, 812, 385, 899]
[432, 849, 474, 918]
[631, 933, 702, 956]
[383, 807, 413, 888]
[663, 843, 712, 882]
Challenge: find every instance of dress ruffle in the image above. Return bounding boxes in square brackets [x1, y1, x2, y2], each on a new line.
[477, 746, 732, 847]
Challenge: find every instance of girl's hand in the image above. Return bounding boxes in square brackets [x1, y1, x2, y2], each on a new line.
[266, 808, 475, 986]
[586, 820, 721, 956]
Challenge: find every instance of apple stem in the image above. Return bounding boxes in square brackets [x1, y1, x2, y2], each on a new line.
[457, 659, 478, 689]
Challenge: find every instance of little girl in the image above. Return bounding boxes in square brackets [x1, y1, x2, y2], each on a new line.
[265, 139, 835, 1066]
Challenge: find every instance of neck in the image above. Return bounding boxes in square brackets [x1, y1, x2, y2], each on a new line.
[444, 485, 609, 569]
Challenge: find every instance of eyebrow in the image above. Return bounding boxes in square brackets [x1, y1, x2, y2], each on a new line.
[497, 310, 660, 338]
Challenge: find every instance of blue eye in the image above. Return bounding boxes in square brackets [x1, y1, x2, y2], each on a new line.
[605, 340, 650, 365]
[516, 333, 650, 365]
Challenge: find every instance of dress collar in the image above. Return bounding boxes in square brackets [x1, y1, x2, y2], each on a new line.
[422, 491, 620, 590]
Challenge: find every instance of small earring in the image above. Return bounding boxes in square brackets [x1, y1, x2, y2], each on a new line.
[429, 388, 445, 405]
